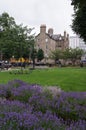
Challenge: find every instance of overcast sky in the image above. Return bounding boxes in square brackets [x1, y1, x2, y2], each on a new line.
[0, 0, 75, 36]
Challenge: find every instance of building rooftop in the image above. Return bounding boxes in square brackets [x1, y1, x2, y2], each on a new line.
[48, 34, 64, 41]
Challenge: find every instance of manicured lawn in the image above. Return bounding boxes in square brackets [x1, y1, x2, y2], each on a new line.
[0, 67, 86, 91]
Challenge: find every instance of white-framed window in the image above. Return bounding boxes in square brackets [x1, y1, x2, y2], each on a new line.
[45, 38, 48, 42]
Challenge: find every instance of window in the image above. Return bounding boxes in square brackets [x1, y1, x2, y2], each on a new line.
[59, 37, 62, 40]
[45, 38, 48, 42]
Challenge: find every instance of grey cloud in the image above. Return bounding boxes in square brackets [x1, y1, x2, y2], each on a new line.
[0, 0, 74, 35]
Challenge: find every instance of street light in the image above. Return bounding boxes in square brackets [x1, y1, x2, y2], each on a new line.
[45, 53, 48, 63]
[30, 44, 35, 69]
[0, 51, 3, 61]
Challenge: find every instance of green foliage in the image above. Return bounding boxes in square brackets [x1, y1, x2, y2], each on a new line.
[71, 0, 86, 10]
[0, 12, 35, 59]
[71, 0, 86, 42]
[14, 91, 32, 103]
[31, 47, 37, 60]
[50, 48, 83, 65]
[63, 48, 83, 65]
[50, 49, 63, 63]
[37, 48, 44, 61]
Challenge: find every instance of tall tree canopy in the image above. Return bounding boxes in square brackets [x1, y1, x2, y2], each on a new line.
[71, 0, 86, 9]
[0, 12, 35, 60]
[71, 0, 86, 42]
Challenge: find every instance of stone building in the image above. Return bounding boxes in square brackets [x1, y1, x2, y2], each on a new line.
[35, 24, 69, 62]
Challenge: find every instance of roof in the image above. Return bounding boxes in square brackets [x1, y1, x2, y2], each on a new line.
[47, 34, 64, 41]
[35, 33, 64, 41]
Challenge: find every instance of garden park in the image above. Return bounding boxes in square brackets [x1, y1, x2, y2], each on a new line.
[0, 67, 86, 129]
[0, 1, 86, 128]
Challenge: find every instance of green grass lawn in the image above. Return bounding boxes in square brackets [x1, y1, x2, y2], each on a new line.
[0, 67, 86, 91]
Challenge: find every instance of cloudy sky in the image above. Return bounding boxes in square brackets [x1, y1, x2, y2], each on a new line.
[0, 0, 75, 36]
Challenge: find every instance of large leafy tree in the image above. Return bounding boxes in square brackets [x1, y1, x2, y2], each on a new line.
[0, 12, 16, 59]
[0, 12, 34, 60]
[71, 0, 86, 42]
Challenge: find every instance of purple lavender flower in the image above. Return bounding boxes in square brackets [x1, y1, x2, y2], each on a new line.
[0, 80, 86, 129]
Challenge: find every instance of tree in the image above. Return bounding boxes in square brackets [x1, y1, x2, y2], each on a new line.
[0, 12, 35, 60]
[71, 0, 86, 9]
[71, 0, 86, 42]
[50, 48, 83, 66]
[63, 48, 84, 65]
[37, 49, 44, 61]
[50, 49, 63, 64]
[0, 12, 16, 59]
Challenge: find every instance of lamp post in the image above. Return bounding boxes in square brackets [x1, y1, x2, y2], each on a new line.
[0, 51, 3, 61]
[45, 53, 48, 63]
[0, 28, 3, 61]
[29, 38, 36, 69]
[31, 44, 35, 69]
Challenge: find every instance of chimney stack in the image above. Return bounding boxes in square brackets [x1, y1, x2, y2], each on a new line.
[40, 24, 46, 34]
[67, 34, 69, 39]
[64, 31, 66, 38]
[48, 28, 53, 35]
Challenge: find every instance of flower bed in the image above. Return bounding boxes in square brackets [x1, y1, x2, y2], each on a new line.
[0, 80, 86, 129]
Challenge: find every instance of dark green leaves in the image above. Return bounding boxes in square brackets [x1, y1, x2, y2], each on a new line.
[71, 0, 86, 42]
[0, 12, 35, 59]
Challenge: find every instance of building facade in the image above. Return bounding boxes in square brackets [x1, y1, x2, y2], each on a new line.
[35, 25, 69, 61]
[69, 36, 86, 51]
